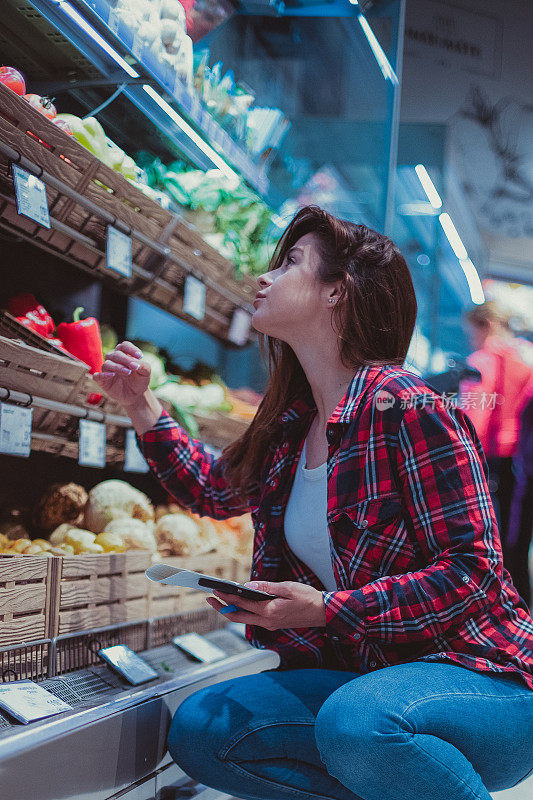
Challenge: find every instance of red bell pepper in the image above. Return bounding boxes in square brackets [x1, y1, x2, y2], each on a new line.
[57, 308, 104, 406]
[8, 293, 55, 337]
[56, 307, 103, 373]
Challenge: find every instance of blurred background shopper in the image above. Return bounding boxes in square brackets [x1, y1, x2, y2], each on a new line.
[460, 302, 533, 607]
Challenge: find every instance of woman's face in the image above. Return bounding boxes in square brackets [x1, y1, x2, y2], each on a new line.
[252, 233, 334, 342]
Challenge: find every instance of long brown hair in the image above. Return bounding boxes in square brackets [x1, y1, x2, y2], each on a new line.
[219, 206, 417, 497]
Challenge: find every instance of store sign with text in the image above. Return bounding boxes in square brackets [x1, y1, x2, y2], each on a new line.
[405, 0, 502, 77]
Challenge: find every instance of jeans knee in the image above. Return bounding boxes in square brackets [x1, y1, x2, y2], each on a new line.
[167, 689, 220, 780]
[315, 687, 387, 773]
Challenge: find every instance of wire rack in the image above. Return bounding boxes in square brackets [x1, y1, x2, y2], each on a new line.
[0, 639, 50, 682]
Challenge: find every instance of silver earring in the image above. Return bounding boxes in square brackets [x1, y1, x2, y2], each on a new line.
[329, 298, 335, 304]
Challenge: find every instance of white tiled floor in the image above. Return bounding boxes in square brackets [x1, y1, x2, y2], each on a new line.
[491, 771, 533, 800]
[227, 771, 533, 800]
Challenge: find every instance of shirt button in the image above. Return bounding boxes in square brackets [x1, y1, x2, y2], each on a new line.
[330, 635, 340, 642]
[281, 442, 289, 453]
[269, 478, 278, 488]
[462, 575, 470, 583]
[281, 413, 289, 423]
[352, 633, 361, 641]
[369, 661, 376, 668]
[360, 520, 369, 529]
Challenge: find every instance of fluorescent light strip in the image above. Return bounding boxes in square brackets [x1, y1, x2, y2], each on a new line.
[143, 85, 239, 180]
[460, 258, 485, 305]
[415, 164, 442, 209]
[59, 2, 140, 78]
[439, 212, 468, 261]
[358, 14, 399, 85]
[348, 0, 359, 5]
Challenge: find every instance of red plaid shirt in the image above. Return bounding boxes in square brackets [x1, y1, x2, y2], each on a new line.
[140, 364, 533, 690]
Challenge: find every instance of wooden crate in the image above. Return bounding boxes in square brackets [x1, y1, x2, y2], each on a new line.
[0, 335, 88, 404]
[48, 551, 152, 637]
[0, 554, 54, 647]
[148, 552, 236, 619]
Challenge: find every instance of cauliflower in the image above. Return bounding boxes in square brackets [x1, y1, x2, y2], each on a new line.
[104, 518, 157, 552]
[154, 513, 202, 556]
[84, 480, 154, 534]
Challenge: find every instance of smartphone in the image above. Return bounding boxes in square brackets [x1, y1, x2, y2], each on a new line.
[197, 576, 275, 601]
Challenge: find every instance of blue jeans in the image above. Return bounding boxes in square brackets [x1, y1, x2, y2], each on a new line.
[168, 662, 533, 800]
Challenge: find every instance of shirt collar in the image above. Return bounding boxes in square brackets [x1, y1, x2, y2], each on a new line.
[277, 364, 387, 428]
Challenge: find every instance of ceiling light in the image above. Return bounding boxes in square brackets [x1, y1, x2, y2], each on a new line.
[460, 258, 485, 305]
[59, 3, 140, 78]
[439, 212, 468, 261]
[357, 14, 399, 84]
[142, 85, 239, 181]
[415, 164, 442, 209]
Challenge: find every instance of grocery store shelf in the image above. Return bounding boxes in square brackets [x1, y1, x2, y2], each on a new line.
[25, 0, 269, 197]
[0, 82, 257, 345]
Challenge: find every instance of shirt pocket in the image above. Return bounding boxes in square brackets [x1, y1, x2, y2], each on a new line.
[329, 494, 416, 585]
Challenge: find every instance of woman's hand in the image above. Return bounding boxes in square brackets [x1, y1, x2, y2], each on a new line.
[93, 341, 151, 409]
[207, 580, 327, 629]
[93, 341, 162, 435]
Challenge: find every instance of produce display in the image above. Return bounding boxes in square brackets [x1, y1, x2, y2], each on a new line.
[194, 51, 288, 157]
[1, 60, 281, 279]
[140, 155, 275, 275]
[112, 0, 194, 87]
[129, 340, 261, 436]
[0, 479, 254, 562]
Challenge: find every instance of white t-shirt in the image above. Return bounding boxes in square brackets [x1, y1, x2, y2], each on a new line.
[284, 439, 337, 592]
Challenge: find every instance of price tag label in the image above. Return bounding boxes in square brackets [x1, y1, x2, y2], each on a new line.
[0, 403, 32, 457]
[0, 681, 72, 724]
[12, 165, 50, 229]
[183, 276, 206, 321]
[107, 226, 132, 278]
[131, 31, 144, 60]
[172, 633, 226, 663]
[107, 10, 120, 35]
[79, 420, 106, 468]
[124, 429, 150, 473]
[228, 309, 252, 345]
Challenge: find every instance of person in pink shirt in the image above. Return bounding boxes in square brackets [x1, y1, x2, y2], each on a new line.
[461, 302, 533, 604]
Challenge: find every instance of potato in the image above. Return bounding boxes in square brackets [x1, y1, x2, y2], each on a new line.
[79, 543, 104, 554]
[32, 539, 52, 552]
[11, 539, 33, 553]
[94, 532, 126, 553]
[23, 544, 45, 555]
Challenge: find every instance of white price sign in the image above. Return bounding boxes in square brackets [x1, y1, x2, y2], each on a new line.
[183, 275, 206, 321]
[107, 226, 132, 278]
[228, 309, 252, 345]
[0, 403, 32, 457]
[124, 429, 150, 473]
[79, 419, 106, 468]
[12, 165, 50, 229]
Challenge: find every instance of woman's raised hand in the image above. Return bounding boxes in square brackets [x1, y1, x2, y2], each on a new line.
[93, 341, 151, 410]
